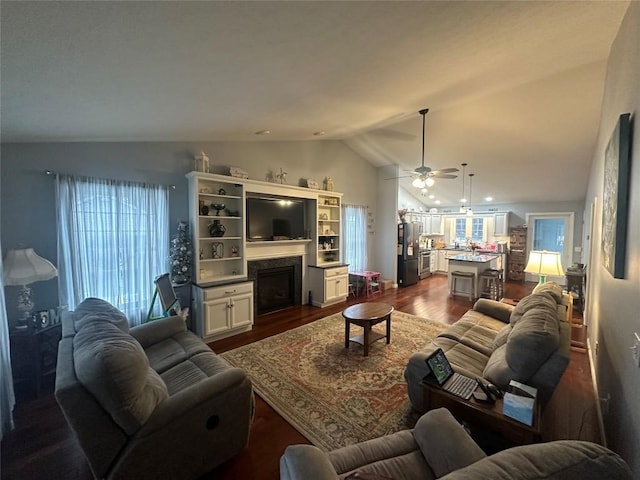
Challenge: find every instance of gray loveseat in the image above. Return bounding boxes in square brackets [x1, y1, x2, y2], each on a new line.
[405, 282, 571, 411]
[55, 298, 254, 480]
[280, 408, 631, 480]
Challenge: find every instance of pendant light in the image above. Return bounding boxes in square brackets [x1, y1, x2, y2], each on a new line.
[466, 173, 474, 217]
[459, 163, 468, 212]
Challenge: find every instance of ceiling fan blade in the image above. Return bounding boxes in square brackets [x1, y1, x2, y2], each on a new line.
[384, 175, 414, 180]
[430, 173, 458, 179]
[431, 167, 459, 174]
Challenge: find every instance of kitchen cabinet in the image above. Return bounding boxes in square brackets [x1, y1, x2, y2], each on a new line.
[193, 281, 253, 341]
[493, 212, 510, 236]
[308, 265, 349, 307]
[429, 214, 443, 235]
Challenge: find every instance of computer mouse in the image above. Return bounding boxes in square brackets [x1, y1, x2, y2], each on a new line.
[486, 383, 503, 398]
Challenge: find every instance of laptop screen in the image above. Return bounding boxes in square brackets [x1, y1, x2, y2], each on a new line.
[425, 348, 455, 386]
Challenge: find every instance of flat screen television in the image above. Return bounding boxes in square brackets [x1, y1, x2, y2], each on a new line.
[246, 194, 307, 241]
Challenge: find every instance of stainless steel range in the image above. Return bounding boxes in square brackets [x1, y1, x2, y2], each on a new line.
[418, 249, 432, 279]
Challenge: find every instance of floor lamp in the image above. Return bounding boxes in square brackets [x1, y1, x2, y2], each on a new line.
[524, 250, 564, 285]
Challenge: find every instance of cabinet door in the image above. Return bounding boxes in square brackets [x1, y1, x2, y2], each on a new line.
[494, 213, 509, 236]
[230, 292, 253, 328]
[422, 214, 430, 234]
[325, 275, 348, 301]
[203, 297, 231, 336]
[430, 215, 443, 235]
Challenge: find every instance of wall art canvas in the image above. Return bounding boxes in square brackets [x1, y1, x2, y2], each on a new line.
[601, 113, 632, 279]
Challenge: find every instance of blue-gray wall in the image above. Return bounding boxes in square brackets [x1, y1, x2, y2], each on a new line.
[1, 140, 378, 320]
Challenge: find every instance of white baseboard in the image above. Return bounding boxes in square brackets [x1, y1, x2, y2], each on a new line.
[587, 337, 607, 447]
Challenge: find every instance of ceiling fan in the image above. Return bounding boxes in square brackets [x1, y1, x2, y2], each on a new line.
[387, 108, 459, 187]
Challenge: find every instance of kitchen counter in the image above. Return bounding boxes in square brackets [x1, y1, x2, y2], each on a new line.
[447, 254, 501, 299]
[449, 253, 499, 263]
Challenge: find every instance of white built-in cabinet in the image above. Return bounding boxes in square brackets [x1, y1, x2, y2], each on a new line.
[312, 193, 343, 266]
[308, 265, 349, 307]
[193, 281, 253, 341]
[186, 172, 246, 285]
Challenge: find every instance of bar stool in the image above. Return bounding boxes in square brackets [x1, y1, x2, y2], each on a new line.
[450, 271, 476, 301]
[479, 269, 501, 301]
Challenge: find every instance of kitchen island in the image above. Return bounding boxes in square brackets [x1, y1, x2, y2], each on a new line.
[447, 253, 500, 300]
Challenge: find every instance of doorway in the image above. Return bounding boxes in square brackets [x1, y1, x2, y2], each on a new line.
[525, 212, 574, 284]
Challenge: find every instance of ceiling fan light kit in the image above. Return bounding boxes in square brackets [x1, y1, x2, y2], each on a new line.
[389, 109, 459, 198]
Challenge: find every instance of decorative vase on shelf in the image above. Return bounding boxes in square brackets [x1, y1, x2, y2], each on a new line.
[209, 220, 226, 237]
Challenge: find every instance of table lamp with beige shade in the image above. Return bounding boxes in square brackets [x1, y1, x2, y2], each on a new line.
[524, 250, 564, 286]
[2, 247, 58, 329]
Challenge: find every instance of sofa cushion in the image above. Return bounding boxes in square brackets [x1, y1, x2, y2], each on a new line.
[160, 351, 233, 395]
[484, 294, 560, 385]
[439, 440, 632, 480]
[74, 321, 168, 435]
[74, 297, 130, 333]
[437, 319, 500, 357]
[532, 281, 564, 304]
[509, 293, 557, 326]
[144, 331, 212, 374]
[492, 324, 511, 349]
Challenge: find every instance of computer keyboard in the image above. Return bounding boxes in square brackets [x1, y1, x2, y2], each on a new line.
[446, 373, 477, 399]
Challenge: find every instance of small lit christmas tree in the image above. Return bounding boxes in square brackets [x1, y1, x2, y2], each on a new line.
[169, 221, 193, 284]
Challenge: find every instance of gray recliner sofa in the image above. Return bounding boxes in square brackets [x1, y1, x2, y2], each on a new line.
[280, 408, 631, 480]
[55, 298, 254, 480]
[405, 282, 571, 411]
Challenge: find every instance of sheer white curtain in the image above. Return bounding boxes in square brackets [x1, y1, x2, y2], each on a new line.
[56, 174, 169, 326]
[342, 204, 368, 272]
[1, 239, 16, 440]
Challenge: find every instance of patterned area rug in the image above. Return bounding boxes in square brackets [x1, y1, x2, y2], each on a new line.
[220, 310, 446, 450]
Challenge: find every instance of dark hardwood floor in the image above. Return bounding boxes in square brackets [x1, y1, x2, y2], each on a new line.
[1, 275, 599, 480]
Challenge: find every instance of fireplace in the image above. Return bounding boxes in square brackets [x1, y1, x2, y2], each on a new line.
[248, 256, 302, 316]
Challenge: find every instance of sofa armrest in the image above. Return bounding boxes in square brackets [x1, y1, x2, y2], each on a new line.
[280, 445, 339, 480]
[130, 315, 187, 348]
[413, 408, 486, 477]
[473, 299, 513, 324]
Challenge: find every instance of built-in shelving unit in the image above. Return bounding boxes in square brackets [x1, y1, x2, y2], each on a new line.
[187, 172, 247, 286]
[312, 193, 343, 266]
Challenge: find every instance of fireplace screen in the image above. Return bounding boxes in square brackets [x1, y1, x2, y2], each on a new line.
[256, 266, 295, 315]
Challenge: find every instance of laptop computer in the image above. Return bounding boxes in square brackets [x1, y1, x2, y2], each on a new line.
[425, 348, 477, 400]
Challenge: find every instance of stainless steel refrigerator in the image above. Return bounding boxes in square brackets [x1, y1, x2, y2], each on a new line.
[397, 222, 419, 287]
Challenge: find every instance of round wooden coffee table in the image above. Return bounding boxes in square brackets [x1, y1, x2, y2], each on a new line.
[342, 302, 394, 356]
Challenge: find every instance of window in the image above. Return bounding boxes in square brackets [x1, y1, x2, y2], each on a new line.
[453, 216, 486, 244]
[342, 204, 367, 272]
[56, 175, 169, 325]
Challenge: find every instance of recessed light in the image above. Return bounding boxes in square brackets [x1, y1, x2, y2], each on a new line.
[485, 196, 493, 202]
[255, 130, 271, 135]
[313, 131, 326, 136]
[435, 200, 441, 205]
[428, 194, 435, 199]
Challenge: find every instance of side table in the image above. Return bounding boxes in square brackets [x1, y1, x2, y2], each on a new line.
[422, 381, 542, 446]
[9, 323, 62, 400]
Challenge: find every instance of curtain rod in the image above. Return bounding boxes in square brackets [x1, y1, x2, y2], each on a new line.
[44, 170, 176, 189]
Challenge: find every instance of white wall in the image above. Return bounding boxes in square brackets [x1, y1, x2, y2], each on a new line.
[583, 2, 640, 475]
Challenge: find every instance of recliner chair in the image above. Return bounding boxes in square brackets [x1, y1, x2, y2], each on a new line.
[55, 298, 254, 480]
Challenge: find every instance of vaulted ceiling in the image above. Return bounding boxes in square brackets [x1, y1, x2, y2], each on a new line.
[1, 1, 630, 206]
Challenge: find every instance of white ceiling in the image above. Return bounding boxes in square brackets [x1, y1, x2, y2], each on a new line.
[0, 1, 630, 207]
